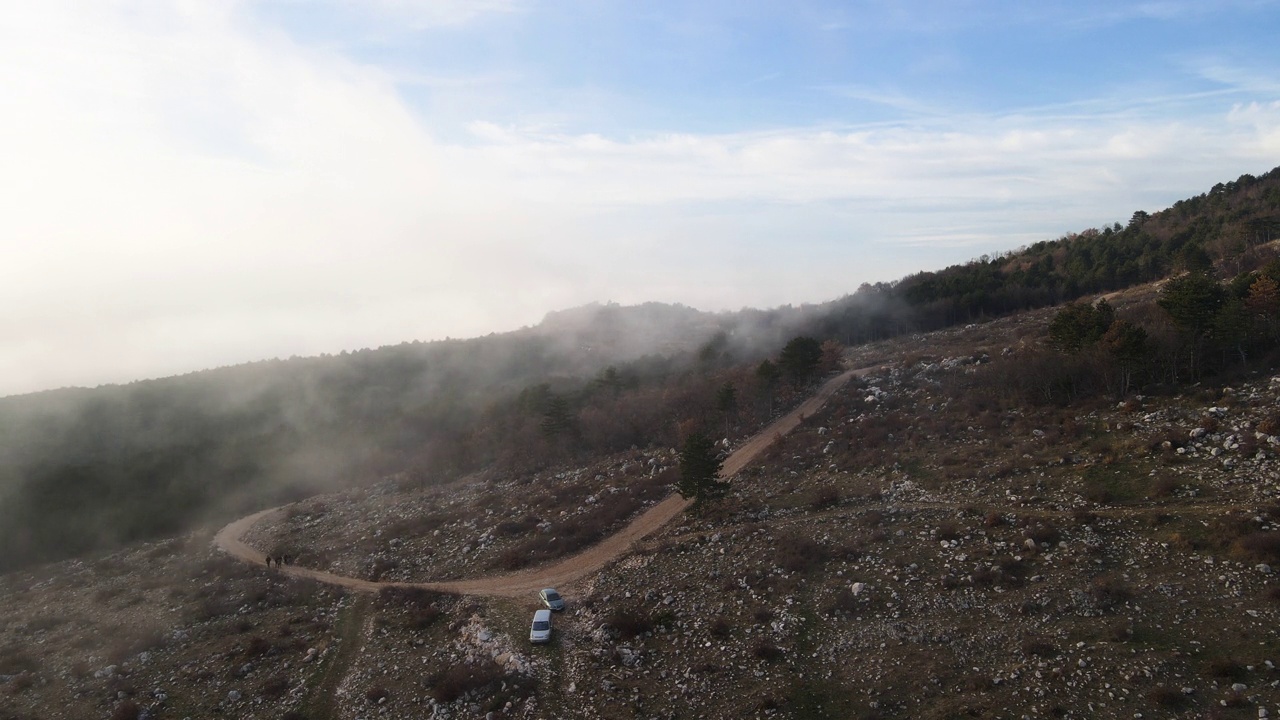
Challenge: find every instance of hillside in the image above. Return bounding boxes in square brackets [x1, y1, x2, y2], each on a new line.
[5, 290, 1280, 719]
[3, 167, 1279, 575]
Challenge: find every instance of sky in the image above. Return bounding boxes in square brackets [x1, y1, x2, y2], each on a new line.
[3, 0, 1280, 396]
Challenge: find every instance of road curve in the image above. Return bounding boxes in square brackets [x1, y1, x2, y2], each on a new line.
[214, 365, 875, 598]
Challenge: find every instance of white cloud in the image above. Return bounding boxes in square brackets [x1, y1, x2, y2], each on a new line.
[1, 2, 1277, 395]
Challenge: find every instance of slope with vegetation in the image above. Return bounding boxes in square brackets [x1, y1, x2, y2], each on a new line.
[5, 165, 1280, 719]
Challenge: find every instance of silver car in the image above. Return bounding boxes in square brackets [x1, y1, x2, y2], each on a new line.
[529, 609, 552, 644]
[539, 588, 566, 612]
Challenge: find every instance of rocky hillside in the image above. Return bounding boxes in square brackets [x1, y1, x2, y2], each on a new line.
[4, 297, 1280, 720]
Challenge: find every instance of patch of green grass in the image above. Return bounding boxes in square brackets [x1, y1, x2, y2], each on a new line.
[1080, 462, 1147, 504]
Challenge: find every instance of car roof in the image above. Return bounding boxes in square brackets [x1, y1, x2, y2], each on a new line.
[541, 588, 557, 593]
[533, 609, 552, 620]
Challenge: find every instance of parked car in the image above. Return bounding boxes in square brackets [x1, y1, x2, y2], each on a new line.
[529, 609, 553, 644]
[539, 588, 566, 612]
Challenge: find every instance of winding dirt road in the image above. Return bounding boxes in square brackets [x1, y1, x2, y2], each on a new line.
[214, 365, 874, 598]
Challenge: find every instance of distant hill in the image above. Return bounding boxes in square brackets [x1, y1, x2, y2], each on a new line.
[3, 165, 1279, 573]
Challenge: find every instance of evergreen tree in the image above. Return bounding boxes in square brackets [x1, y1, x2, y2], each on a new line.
[715, 382, 738, 437]
[1048, 301, 1114, 352]
[756, 359, 781, 416]
[779, 336, 823, 387]
[540, 394, 574, 436]
[1100, 320, 1149, 397]
[677, 431, 725, 509]
[1158, 272, 1227, 380]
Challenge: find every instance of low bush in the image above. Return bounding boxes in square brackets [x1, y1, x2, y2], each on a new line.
[1020, 638, 1056, 657]
[1237, 532, 1280, 563]
[493, 515, 541, 537]
[753, 644, 785, 662]
[110, 700, 140, 720]
[1089, 574, 1133, 609]
[1022, 521, 1059, 545]
[430, 661, 503, 703]
[606, 608, 652, 640]
[0, 645, 39, 675]
[260, 675, 290, 698]
[7, 672, 35, 695]
[775, 535, 829, 573]
[1209, 658, 1247, 680]
[826, 588, 860, 615]
[365, 685, 389, 703]
[1145, 686, 1184, 708]
[244, 636, 274, 658]
[808, 486, 840, 511]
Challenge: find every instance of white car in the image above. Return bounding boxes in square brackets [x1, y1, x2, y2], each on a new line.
[529, 609, 553, 644]
[539, 588, 566, 612]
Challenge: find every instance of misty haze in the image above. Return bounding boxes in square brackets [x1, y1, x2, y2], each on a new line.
[4, 2, 1280, 719]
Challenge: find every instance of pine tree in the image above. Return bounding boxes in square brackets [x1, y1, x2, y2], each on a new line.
[779, 336, 822, 387]
[677, 432, 725, 509]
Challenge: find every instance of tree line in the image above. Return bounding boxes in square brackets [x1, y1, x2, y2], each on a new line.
[2, 165, 1279, 571]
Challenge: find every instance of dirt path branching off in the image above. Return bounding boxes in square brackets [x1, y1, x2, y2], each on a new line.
[214, 366, 874, 598]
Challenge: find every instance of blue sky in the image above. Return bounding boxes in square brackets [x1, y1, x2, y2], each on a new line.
[2, 1, 1279, 394]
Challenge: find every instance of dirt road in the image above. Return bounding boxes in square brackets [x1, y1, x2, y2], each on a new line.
[214, 365, 875, 598]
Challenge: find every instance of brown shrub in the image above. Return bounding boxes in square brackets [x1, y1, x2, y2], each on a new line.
[1022, 522, 1060, 545]
[1071, 508, 1099, 526]
[7, 673, 35, 695]
[1108, 621, 1134, 642]
[1209, 658, 1247, 680]
[430, 662, 503, 703]
[260, 675, 290, 698]
[997, 558, 1031, 586]
[1237, 532, 1280, 563]
[105, 629, 166, 665]
[1082, 481, 1112, 504]
[1089, 574, 1133, 609]
[606, 609, 652, 640]
[494, 515, 541, 537]
[1149, 477, 1178, 498]
[365, 685, 389, 703]
[1145, 686, 1184, 708]
[964, 674, 994, 692]
[110, 699, 140, 720]
[971, 567, 998, 586]
[809, 486, 840, 511]
[1259, 413, 1280, 436]
[936, 521, 962, 541]
[826, 588, 859, 615]
[0, 645, 38, 676]
[244, 636, 274, 658]
[1020, 638, 1056, 657]
[775, 535, 829, 574]
[753, 644, 785, 662]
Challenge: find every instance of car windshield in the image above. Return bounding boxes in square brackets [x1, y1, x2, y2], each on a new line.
[545, 591, 560, 601]
[532, 621, 550, 631]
